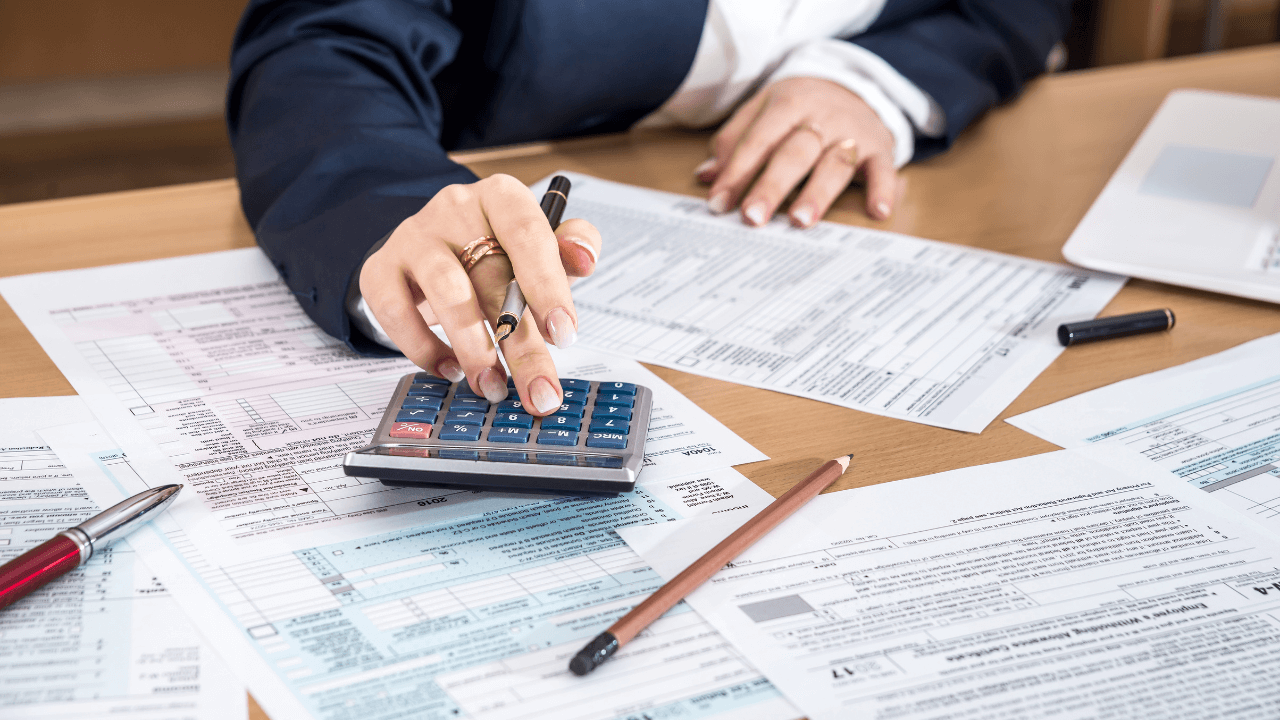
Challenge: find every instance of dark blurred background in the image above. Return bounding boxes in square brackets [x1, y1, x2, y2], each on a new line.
[1, 0, 1277, 206]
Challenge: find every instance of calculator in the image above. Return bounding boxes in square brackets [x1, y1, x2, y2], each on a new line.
[343, 373, 653, 494]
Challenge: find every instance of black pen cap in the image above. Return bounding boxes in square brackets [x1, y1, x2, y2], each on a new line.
[1058, 309, 1175, 347]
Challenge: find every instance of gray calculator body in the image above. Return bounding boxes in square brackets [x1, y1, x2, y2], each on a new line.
[343, 374, 652, 494]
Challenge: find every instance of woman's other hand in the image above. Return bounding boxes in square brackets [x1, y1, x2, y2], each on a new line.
[697, 77, 898, 227]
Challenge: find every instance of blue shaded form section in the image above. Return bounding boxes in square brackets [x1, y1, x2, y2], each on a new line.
[1084, 375, 1280, 491]
[91, 448, 785, 720]
[284, 491, 681, 717]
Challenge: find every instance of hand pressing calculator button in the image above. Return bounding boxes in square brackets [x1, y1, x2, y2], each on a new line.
[343, 374, 653, 494]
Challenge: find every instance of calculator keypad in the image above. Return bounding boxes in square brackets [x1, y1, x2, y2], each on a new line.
[386, 377, 643, 452]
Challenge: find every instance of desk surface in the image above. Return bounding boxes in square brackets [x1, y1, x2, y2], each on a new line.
[1, 44, 1278, 720]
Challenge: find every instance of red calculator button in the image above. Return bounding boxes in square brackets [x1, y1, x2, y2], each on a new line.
[389, 422, 432, 439]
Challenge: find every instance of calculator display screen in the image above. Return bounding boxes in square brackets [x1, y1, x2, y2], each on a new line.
[359, 445, 624, 469]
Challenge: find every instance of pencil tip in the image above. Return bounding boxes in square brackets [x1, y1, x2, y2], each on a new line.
[836, 454, 853, 472]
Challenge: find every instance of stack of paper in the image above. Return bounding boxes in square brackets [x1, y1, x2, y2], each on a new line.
[0, 248, 804, 720]
[13, 176, 1278, 720]
[619, 446, 1280, 720]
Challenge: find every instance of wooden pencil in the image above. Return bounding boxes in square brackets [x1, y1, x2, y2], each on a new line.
[569, 453, 854, 676]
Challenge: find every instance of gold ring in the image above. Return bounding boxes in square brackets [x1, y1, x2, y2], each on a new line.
[458, 236, 506, 273]
[793, 121, 825, 145]
[828, 138, 857, 166]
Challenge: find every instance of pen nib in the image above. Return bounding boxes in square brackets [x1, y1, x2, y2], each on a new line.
[493, 324, 513, 344]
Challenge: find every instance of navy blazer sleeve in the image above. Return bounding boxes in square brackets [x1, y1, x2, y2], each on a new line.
[854, 0, 1072, 160]
[228, 0, 476, 353]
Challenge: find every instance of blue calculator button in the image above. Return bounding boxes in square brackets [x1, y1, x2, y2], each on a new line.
[600, 382, 636, 395]
[560, 378, 591, 392]
[488, 450, 528, 463]
[452, 384, 484, 399]
[551, 403, 585, 419]
[560, 389, 587, 406]
[439, 424, 482, 441]
[488, 427, 530, 443]
[493, 412, 534, 428]
[409, 383, 449, 398]
[507, 376, 517, 388]
[586, 432, 627, 449]
[542, 415, 581, 432]
[496, 399, 526, 413]
[413, 373, 451, 385]
[401, 395, 443, 410]
[396, 409, 437, 423]
[444, 410, 486, 426]
[450, 398, 490, 412]
[537, 429, 578, 446]
[596, 393, 634, 407]
[438, 448, 479, 460]
[592, 405, 632, 421]
[589, 417, 630, 433]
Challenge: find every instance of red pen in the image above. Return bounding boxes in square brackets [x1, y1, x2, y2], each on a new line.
[0, 484, 182, 610]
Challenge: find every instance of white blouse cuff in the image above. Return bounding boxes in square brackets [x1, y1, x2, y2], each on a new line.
[347, 292, 400, 351]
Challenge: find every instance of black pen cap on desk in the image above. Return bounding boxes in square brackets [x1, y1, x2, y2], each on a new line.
[1058, 309, 1175, 347]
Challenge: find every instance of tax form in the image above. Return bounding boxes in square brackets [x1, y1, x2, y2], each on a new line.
[1009, 332, 1280, 532]
[620, 446, 1280, 720]
[42, 421, 798, 720]
[542, 173, 1126, 432]
[0, 248, 765, 562]
[0, 397, 243, 720]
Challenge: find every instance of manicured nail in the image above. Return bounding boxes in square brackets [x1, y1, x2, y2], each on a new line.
[565, 236, 598, 263]
[876, 201, 892, 219]
[529, 376, 561, 415]
[707, 193, 729, 215]
[791, 205, 814, 228]
[436, 358, 465, 383]
[744, 203, 766, 226]
[546, 307, 577, 349]
[477, 367, 509, 403]
[693, 157, 716, 176]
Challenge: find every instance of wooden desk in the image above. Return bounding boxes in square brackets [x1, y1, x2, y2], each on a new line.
[1, 44, 1277, 720]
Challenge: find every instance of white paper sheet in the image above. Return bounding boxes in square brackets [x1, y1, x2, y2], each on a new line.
[0, 397, 243, 720]
[533, 172, 1126, 432]
[620, 446, 1280, 720]
[0, 248, 765, 563]
[1008, 332, 1280, 532]
[43, 420, 797, 720]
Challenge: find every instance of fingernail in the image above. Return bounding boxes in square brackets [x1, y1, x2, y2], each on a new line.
[744, 203, 766, 226]
[791, 205, 814, 228]
[436, 358, 465, 383]
[546, 307, 577, 349]
[707, 193, 729, 215]
[565, 236, 598, 263]
[693, 157, 716, 175]
[529, 376, 561, 415]
[876, 201, 892, 219]
[477, 367, 509, 403]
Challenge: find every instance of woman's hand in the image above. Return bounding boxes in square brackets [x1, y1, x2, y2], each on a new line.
[359, 174, 602, 415]
[697, 77, 898, 227]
